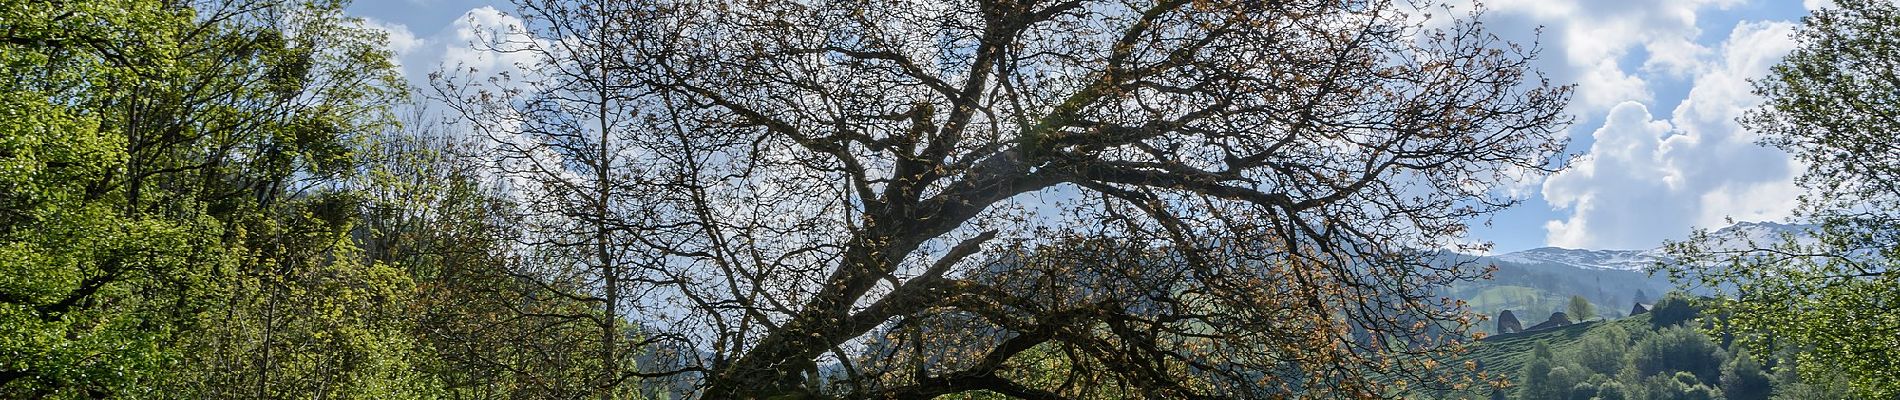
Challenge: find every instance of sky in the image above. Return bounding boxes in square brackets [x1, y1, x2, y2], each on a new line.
[346, 0, 1827, 254]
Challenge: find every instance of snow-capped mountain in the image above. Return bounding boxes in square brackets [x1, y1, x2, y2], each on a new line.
[1488, 222, 1817, 271]
[1698, 221, 1820, 251]
[1491, 247, 1665, 271]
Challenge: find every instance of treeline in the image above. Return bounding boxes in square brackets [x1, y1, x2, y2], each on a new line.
[1498, 294, 1850, 400]
[0, 0, 642, 397]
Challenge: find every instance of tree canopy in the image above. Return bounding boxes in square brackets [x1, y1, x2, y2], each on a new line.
[431, 0, 1572, 397]
[1661, 0, 1900, 396]
[0, 0, 1583, 398]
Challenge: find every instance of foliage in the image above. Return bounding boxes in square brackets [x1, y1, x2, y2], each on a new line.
[3, 0, 1583, 397]
[0, 0, 646, 397]
[0, 90, 200, 396]
[1567, 323, 1629, 376]
[1422, 306, 1851, 400]
[1640, 371, 1722, 400]
[1594, 380, 1629, 400]
[1646, 292, 1697, 328]
[1721, 350, 1772, 400]
[1660, 0, 1900, 396]
[1566, 296, 1597, 322]
[1514, 344, 1557, 399]
[435, 0, 1576, 397]
[1632, 326, 1727, 384]
[357, 127, 646, 398]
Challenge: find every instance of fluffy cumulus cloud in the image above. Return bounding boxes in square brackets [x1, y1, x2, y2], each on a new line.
[1440, 0, 1744, 113]
[437, 7, 549, 84]
[359, 18, 422, 65]
[1415, 0, 1741, 211]
[1422, 0, 1813, 249]
[354, 6, 549, 90]
[1540, 21, 1801, 249]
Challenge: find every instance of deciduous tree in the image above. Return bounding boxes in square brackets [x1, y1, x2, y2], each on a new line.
[1567, 295, 1596, 322]
[0, 0, 418, 396]
[432, 1, 676, 398]
[470, 0, 1577, 397]
[1660, 0, 1900, 396]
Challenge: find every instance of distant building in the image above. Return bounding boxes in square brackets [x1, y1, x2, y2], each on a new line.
[1497, 310, 1523, 334]
[1631, 302, 1652, 316]
[1526, 311, 1573, 331]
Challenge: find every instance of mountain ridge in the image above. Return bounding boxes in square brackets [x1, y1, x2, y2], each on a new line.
[1484, 221, 1816, 271]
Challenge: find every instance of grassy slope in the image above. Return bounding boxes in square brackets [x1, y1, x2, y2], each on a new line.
[1463, 314, 1649, 374]
[1458, 285, 1566, 334]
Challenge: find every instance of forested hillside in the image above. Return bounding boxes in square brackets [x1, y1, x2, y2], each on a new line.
[1422, 294, 1853, 400]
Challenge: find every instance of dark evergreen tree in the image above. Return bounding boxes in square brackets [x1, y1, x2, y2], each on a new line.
[1721, 350, 1773, 400]
[1648, 293, 1698, 327]
[1634, 326, 1727, 383]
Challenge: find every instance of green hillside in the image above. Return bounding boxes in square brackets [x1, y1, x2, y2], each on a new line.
[1445, 258, 1677, 326]
[1459, 285, 1569, 334]
[1461, 316, 1637, 376]
[1408, 295, 1854, 400]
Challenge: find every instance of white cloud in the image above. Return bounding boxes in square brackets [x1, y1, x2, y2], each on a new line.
[358, 18, 424, 74]
[437, 7, 552, 88]
[1540, 21, 1801, 249]
[1542, 102, 1684, 249]
[1575, 59, 1653, 110]
[355, 6, 553, 91]
[1453, 0, 1740, 112]
[361, 18, 421, 56]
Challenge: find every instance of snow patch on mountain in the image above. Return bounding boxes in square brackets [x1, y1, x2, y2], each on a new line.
[1490, 221, 1817, 271]
[1492, 247, 1665, 271]
[1699, 221, 1820, 251]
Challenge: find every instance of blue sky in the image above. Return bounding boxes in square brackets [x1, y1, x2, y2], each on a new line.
[347, 0, 1824, 253]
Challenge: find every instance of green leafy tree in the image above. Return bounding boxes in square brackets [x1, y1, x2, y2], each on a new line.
[356, 121, 642, 398]
[1517, 344, 1565, 400]
[0, 1, 228, 394]
[1641, 372, 1722, 400]
[1660, 0, 1900, 396]
[1721, 349, 1773, 400]
[1570, 324, 1630, 375]
[0, 83, 192, 396]
[1772, 368, 1853, 400]
[1646, 292, 1697, 328]
[1567, 295, 1597, 322]
[1566, 382, 1598, 400]
[1593, 380, 1629, 400]
[1632, 326, 1727, 384]
[0, 0, 423, 396]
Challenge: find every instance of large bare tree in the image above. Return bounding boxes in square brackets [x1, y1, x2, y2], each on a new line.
[449, 0, 1571, 398]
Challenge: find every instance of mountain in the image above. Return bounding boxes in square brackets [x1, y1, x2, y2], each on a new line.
[1444, 221, 1816, 331]
[1486, 221, 1816, 271]
[1491, 247, 1665, 271]
[1694, 220, 1820, 251]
